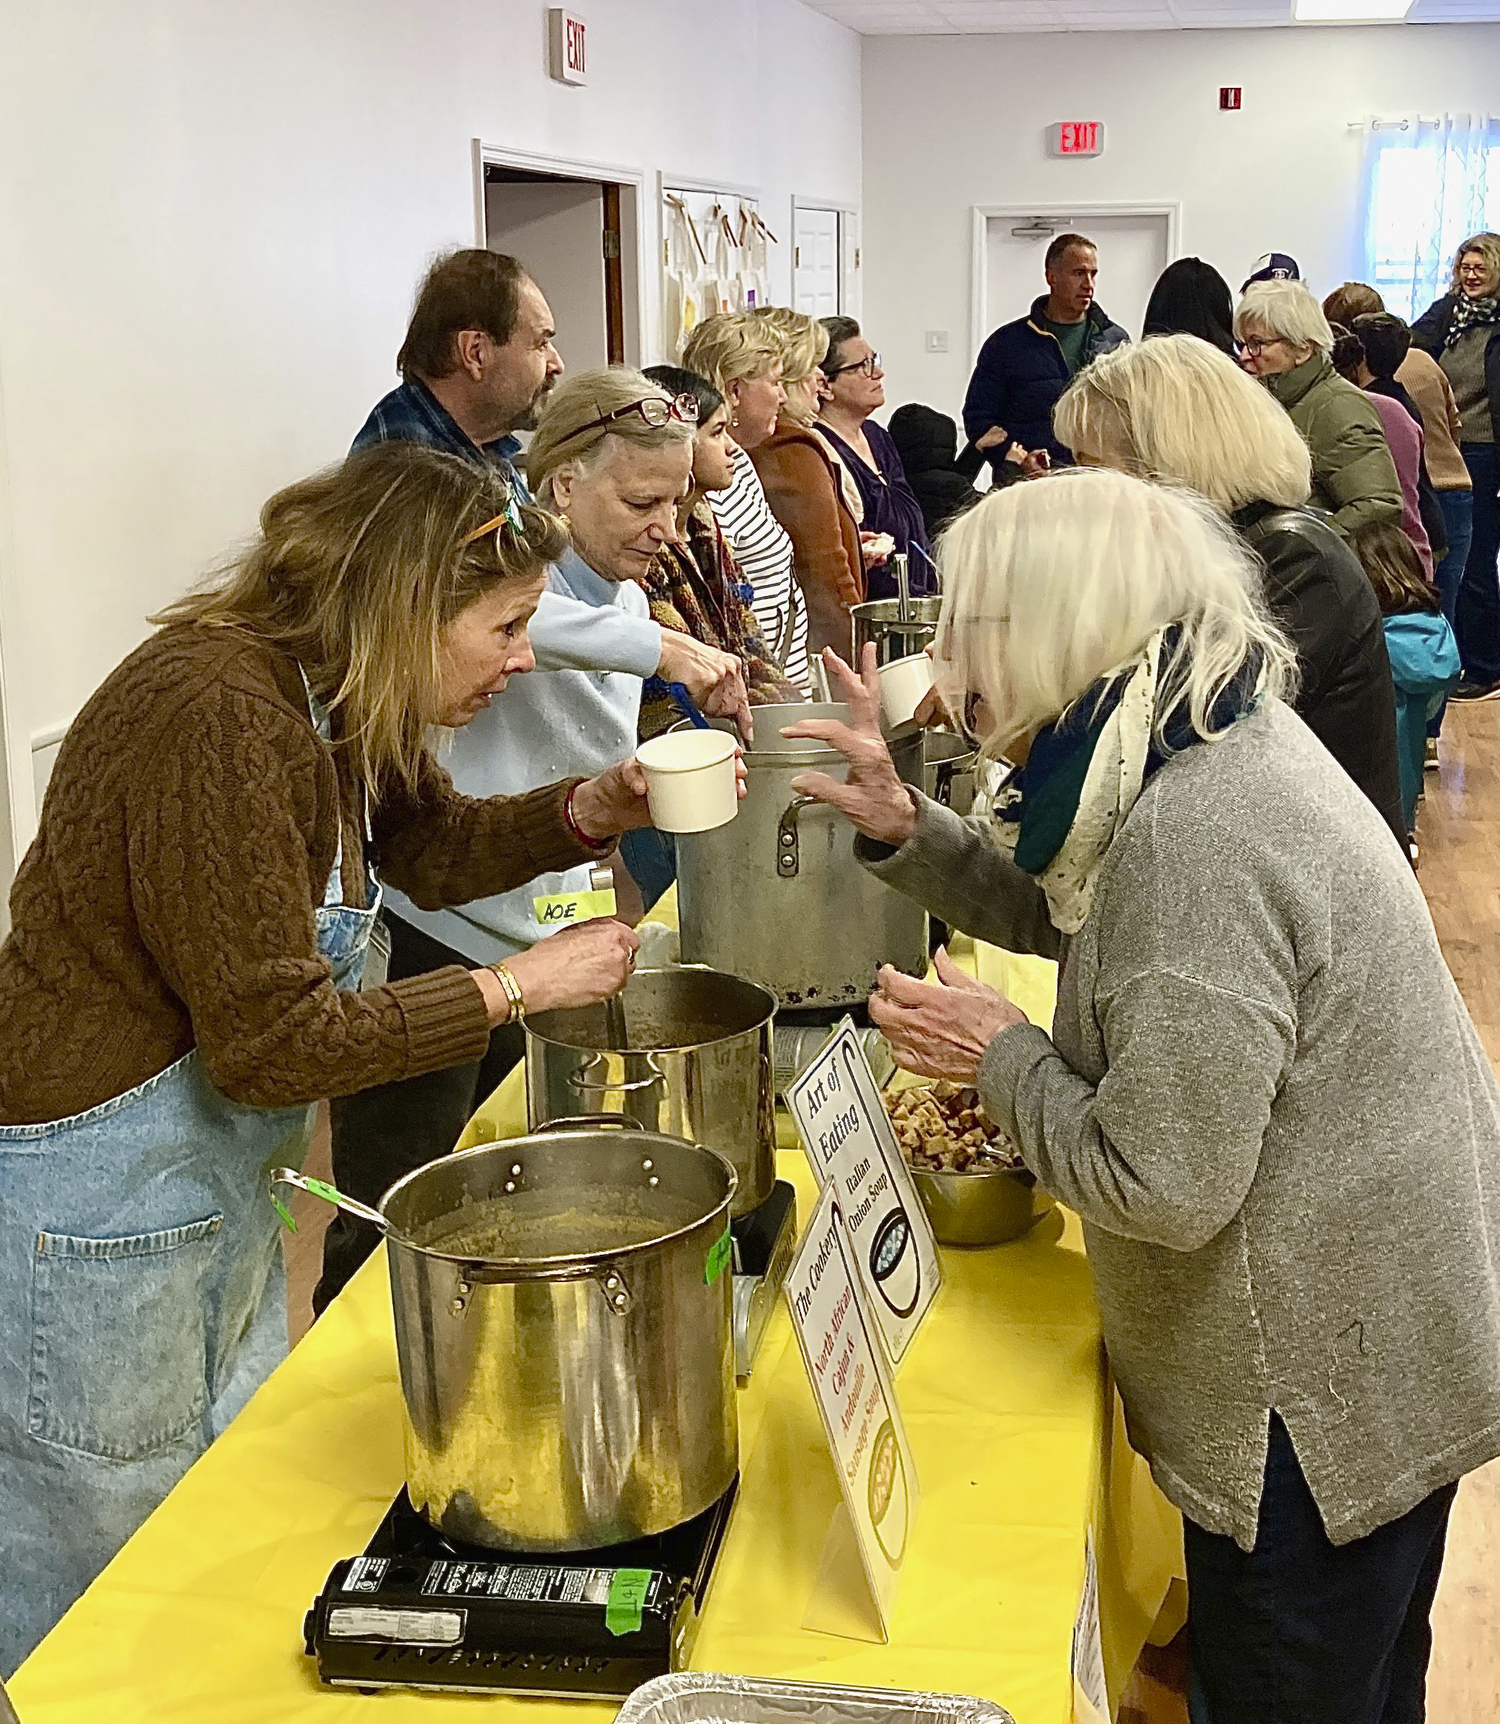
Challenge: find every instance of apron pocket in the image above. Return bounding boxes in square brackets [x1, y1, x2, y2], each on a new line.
[28, 1214, 224, 1461]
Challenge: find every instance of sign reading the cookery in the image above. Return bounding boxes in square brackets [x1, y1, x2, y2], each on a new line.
[785, 1182, 919, 1640]
[788, 1018, 941, 1365]
[1047, 120, 1104, 157]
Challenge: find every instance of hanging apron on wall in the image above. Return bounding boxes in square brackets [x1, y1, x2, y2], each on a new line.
[0, 675, 381, 1674]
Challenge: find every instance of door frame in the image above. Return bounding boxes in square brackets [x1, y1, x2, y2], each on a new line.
[472, 141, 647, 365]
[792, 195, 860, 317]
[968, 201, 1182, 365]
[0, 350, 27, 934]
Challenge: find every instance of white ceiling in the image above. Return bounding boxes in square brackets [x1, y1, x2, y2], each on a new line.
[803, 0, 1500, 31]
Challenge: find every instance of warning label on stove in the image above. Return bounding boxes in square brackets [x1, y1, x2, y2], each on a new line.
[419, 1562, 660, 1608]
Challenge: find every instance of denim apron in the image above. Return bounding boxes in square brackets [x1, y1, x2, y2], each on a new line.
[0, 678, 380, 1674]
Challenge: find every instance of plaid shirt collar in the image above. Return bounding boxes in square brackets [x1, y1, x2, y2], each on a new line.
[364, 377, 523, 474]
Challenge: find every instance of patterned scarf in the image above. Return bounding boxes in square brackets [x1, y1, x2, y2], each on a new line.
[991, 629, 1265, 935]
[1444, 293, 1500, 349]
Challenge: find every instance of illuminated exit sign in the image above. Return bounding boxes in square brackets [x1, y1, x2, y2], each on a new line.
[1047, 120, 1104, 158]
[547, 9, 588, 85]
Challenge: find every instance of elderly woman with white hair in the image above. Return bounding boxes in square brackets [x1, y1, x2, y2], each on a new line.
[1055, 333, 1407, 850]
[1236, 279, 1401, 540]
[786, 468, 1500, 1723]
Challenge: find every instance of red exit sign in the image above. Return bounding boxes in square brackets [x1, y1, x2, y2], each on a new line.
[547, 8, 588, 85]
[1047, 120, 1104, 158]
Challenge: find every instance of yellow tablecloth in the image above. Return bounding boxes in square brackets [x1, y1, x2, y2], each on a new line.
[11, 934, 1183, 1724]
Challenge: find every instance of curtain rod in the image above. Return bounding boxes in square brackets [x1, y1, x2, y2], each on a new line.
[1348, 116, 1500, 130]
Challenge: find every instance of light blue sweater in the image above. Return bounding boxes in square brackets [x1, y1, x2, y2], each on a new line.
[383, 549, 652, 962]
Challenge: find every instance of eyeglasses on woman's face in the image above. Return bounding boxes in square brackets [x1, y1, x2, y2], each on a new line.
[1238, 336, 1287, 357]
[565, 393, 700, 442]
[829, 350, 883, 380]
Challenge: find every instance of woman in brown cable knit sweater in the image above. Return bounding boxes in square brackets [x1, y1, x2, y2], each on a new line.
[0, 442, 671, 1671]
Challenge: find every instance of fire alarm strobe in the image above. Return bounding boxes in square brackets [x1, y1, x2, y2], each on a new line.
[1220, 87, 1242, 110]
[1047, 121, 1104, 158]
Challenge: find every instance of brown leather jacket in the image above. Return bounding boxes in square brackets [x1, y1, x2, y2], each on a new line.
[751, 419, 863, 659]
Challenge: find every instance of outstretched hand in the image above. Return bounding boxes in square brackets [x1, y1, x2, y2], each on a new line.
[869, 947, 1030, 1083]
[782, 645, 918, 849]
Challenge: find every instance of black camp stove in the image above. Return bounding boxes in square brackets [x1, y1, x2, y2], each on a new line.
[305, 1477, 738, 1699]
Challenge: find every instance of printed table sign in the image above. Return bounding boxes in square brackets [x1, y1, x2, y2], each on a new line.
[785, 1182, 919, 1642]
[787, 1018, 941, 1366]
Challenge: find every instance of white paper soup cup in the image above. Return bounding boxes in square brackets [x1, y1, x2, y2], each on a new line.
[635, 729, 739, 833]
[878, 652, 935, 729]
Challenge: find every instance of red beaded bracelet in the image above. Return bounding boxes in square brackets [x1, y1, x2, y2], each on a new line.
[564, 782, 613, 852]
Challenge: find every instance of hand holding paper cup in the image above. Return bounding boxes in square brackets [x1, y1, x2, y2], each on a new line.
[635, 729, 742, 833]
[877, 652, 936, 730]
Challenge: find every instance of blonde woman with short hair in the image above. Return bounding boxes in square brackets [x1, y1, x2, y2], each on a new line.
[682, 313, 808, 686]
[0, 441, 660, 1668]
[1234, 280, 1401, 540]
[785, 466, 1500, 1722]
[1413, 232, 1500, 698]
[1055, 334, 1406, 847]
[744, 306, 867, 658]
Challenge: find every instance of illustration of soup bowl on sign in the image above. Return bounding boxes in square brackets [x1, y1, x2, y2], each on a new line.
[867, 1418, 910, 1565]
[869, 1206, 920, 1317]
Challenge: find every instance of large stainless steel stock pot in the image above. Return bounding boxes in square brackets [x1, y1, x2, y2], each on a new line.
[851, 596, 943, 668]
[379, 1124, 738, 1553]
[524, 966, 777, 1217]
[675, 705, 928, 1011]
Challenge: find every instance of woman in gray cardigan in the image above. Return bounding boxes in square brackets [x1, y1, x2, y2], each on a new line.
[784, 467, 1500, 1724]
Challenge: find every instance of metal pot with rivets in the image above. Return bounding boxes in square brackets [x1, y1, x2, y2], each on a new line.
[379, 1122, 737, 1552]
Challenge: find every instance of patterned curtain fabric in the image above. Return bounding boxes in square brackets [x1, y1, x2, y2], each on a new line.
[1361, 113, 1499, 321]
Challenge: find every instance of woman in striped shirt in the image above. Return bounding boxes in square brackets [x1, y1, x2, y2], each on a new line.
[682, 314, 811, 691]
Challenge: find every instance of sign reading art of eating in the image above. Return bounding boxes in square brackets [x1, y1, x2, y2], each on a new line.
[785, 1182, 919, 1641]
[788, 1019, 941, 1366]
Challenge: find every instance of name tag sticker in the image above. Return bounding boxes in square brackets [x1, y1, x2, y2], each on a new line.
[533, 887, 617, 926]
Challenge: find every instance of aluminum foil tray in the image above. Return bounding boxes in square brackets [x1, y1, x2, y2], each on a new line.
[615, 1674, 1016, 1724]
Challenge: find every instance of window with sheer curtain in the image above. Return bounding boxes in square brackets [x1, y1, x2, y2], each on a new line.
[1361, 113, 1500, 322]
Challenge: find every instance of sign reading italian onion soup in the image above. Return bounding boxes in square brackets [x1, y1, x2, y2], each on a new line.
[789, 1018, 941, 1366]
[785, 1182, 918, 1640]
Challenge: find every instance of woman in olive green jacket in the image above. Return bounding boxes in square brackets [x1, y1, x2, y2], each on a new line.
[1236, 280, 1401, 540]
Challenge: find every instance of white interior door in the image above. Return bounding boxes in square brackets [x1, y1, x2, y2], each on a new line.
[983, 211, 1172, 346]
[485, 180, 609, 372]
[793, 206, 841, 318]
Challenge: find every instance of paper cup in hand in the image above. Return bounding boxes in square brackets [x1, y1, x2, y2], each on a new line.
[878, 653, 936, 729]
[636, 730, 739, 833]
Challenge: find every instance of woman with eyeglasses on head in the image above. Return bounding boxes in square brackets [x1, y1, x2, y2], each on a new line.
[314, 372, 750, 1311]
[817, 315, 934, 594]
[0, 441, 668, 1669]
[1412, 232, 1500, 700]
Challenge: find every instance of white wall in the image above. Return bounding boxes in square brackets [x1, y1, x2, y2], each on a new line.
[0, 0, 860, 865]
[861, 22, 1500, 423]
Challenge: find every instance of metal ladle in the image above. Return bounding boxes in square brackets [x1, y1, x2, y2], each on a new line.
[588, 861, 630, 1051]
[892, 551, 912, 624]
[269, 1165, 406, 1242]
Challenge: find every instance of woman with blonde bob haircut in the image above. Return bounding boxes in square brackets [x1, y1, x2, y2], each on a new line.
[0, 440, 657, 1668]
[785, 464, 1500, 1724]
[1055, 334, 1407, 847]
[682, 313, 809, 686]
[1235, 280, 1401, 539]
[746, 305, 869, 658]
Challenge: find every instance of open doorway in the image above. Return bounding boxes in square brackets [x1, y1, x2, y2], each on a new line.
[480, 154, 642, 368]
[970, 203, 1181, 360]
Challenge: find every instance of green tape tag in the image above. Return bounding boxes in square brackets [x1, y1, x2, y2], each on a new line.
[270, 1193, 297, 1233]
[604, 1568, 654, 1637]
[704, 1228, 733, 1285]
[304, 1177, 344, 1205]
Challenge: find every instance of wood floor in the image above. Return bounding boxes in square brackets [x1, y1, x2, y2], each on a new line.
[285, 704, 1500, 1720]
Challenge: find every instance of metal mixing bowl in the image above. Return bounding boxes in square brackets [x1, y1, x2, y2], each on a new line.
[909, 1163, 1051, 1246]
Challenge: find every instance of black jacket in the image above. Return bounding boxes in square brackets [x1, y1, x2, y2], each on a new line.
[1410, 293, 1500, 438]
[962, 296, 1129, 468]
[1234, 501, 1408, 848]
[887, 403, 994, 540]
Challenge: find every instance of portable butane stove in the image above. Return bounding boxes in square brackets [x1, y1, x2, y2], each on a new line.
[729, 1177, 797, 1379]
[305, 1478, 738, 1699]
